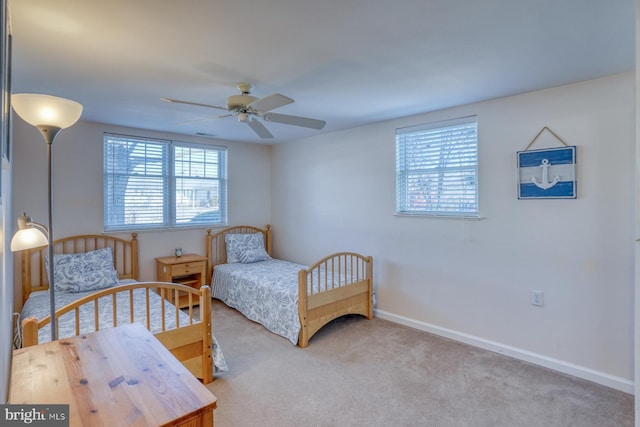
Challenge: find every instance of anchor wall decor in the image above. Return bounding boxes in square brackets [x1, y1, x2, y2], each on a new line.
[531, 158, 559, 190]
[516, 127, 576, 199]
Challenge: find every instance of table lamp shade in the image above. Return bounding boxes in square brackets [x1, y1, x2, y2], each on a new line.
[10, 227, 48, 252]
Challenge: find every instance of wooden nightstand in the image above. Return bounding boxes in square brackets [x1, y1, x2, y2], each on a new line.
[156, 254, 207, 308]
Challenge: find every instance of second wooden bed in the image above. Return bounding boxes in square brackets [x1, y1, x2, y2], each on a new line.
[206, 225, 373, 347]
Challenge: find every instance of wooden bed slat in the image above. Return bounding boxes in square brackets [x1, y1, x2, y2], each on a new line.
[145, 288, 151, 330]
[111, 293, 117, 328]
[94, 299, 100, 331]
[74, 309, 80, 336]
[129, 288, 134, 324]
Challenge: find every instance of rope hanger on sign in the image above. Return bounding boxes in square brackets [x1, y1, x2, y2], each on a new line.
[523, 126, 568, 151]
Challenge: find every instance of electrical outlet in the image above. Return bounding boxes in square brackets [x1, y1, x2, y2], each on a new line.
[531, 290, 544, 307]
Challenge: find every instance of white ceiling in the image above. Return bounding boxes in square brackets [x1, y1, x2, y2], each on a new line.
[9, 0, 635, 144]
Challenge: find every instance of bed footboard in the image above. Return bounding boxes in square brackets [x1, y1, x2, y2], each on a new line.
[298, 253, 373, 347]
[20, 282, 213, 384]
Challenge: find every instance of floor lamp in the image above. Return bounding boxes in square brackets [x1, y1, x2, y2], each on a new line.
[10, 93, 83, 341]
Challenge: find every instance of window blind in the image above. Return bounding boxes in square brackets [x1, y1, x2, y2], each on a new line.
[173, 143, 227, 226]
[104, 134, 227, 231]
[104, 135, 169, 229]
[395, 116, 478, 217]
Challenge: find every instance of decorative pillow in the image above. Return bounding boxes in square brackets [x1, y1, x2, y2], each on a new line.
[239, 247, 271, 264]
[225, 232, 266, 263]
[46, 247, 119, 293]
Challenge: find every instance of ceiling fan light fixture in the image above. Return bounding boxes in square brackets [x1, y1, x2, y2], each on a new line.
[238, 112, 248, 123]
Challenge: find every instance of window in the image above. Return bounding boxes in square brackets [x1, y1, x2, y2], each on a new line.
[103, 134, 227, 231]
[395, 116, 478, 217]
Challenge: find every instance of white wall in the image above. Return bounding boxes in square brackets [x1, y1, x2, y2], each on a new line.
[271, 73, 635, 392]
[0, 0, 11, 402]
[11, 120, 272, 303]
[0, 161, 13, 403]
[634, 0, 639, 421]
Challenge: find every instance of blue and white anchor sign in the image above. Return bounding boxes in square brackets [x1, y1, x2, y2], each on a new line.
[517, 146, 576, 199]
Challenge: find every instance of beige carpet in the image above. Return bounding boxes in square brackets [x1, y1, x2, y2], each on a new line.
[205, 300, 633, 427]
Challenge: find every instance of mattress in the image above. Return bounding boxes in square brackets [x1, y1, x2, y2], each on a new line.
[212, 259, 305, 344]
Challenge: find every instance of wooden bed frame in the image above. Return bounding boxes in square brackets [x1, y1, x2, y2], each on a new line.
[18, 233, 214, 384]
[205, 225, 373, 347]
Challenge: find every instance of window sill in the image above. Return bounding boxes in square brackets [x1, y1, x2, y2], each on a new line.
[394, 213, 483, 220]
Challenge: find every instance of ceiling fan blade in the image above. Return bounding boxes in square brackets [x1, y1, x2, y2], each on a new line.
[161, 98, 229, 111]
[247, 119, 274, 138]
[263, 112, 326, 130]
[248, 94, 294, 112]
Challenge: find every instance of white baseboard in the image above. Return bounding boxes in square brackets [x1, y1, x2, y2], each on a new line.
[373, 309, 634, 395]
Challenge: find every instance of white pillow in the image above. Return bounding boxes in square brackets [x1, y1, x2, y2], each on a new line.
[225, 232, 266, 263]
[46, 247, 119, 293]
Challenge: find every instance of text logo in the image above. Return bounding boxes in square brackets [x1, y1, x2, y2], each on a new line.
[0, 405, 69, 426]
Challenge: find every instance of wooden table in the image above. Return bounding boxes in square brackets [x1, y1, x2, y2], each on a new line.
[9, 323, 217, 426]
[156, 254, 208, 308]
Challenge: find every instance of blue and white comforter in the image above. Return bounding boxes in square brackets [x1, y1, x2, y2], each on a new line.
[18, 281, 228, 373]
[212, 259, 306, 345]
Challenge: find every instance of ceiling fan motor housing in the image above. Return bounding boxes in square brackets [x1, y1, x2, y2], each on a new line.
[227, 94, 258, 110]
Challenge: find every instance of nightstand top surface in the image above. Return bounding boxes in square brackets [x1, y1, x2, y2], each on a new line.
[155, 253, 207, 264]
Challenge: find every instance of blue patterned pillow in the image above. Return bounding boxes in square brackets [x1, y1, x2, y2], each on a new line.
[239, 248, 271, 264]
[46, 247, 119, 293]
[225, 233, 266, 263]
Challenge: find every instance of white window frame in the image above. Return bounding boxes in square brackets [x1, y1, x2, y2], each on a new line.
[103, 133, 227, 231]
[395, 116, 479, 218]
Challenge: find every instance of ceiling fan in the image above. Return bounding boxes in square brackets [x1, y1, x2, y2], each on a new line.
[161, 83, 326, 139]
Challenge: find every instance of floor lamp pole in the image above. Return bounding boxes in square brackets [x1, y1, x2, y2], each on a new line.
[46, 137, 56, 341]
[10, 93, 84, 342]
[39, 125, 60, 342]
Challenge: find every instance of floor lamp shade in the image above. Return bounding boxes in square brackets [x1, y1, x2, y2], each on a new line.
[12, 93, 82, 129]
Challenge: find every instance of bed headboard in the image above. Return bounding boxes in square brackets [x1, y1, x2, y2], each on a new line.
[21, 233, 139, 304]
[205, 225, 272, 280]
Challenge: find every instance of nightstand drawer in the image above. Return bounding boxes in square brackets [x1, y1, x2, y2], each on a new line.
[172, 261, 204, 277]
